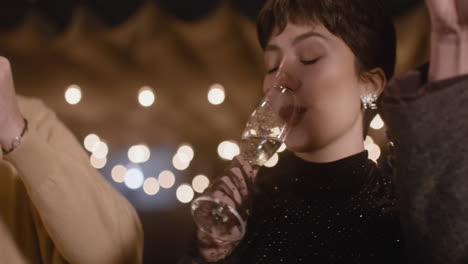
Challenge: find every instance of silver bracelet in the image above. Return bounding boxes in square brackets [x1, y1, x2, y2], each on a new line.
[2, 118, 28, 154]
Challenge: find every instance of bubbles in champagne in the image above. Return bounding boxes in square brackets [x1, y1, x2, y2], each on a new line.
[240, 136, 282, 166]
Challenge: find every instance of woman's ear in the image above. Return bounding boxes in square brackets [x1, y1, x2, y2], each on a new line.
[360, 68, 387, 96]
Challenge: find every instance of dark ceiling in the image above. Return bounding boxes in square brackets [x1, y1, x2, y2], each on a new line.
[0, 0, 422, 29]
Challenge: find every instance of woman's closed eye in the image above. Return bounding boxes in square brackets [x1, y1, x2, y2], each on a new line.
[267, 66, 279, 74]
[300, 57, 320, 65]
[266, 57, 320, 73]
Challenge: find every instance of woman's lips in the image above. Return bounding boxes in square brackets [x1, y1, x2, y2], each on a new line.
[279, 105, 307, 126]
[292, 107, 307, 126]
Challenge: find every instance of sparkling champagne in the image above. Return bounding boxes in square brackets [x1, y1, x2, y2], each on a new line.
[240, 136, 282, 166]
[191, 86, 295, 243]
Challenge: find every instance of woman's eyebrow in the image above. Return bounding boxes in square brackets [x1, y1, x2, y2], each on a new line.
[292, 31, 327, 46]
[265, 44, 280, 52]
[265, 31, 327, 51]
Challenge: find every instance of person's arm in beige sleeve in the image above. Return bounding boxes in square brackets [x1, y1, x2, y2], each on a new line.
[0, 57, 143, 264]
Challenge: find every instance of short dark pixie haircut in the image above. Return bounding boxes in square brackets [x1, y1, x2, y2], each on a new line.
[256, 0, 396, 135]
[256, 0, 396, 80]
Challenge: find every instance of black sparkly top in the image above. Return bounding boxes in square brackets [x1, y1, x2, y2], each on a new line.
[187, 150, 408, 264]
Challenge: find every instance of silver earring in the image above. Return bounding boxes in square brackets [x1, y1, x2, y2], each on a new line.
[360, 93, 378, 110]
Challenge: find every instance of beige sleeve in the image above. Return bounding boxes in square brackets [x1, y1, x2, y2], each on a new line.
[5, 96, 143, 264]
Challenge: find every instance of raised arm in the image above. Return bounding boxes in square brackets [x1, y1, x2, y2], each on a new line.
[379, 1, 468, 263]
[426, 0, 468, 81]
[0, 57, 143, 264]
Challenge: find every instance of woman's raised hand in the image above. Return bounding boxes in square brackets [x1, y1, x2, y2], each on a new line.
[0, 57, 24, 152]
[425, 0, 468, 81]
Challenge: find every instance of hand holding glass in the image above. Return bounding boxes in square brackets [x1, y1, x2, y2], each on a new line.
[191, 85, 297, 243]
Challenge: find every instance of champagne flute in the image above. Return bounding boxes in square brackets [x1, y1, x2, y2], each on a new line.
[191, 85, 297, 243]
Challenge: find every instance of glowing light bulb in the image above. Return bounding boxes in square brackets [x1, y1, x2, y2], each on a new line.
[264, 153, 279, 167]
[176, 184, 194, 203]
[207, 84, 225, 105]
[158, 170, 176, 189]
[111, 165, 126, 183]
[370, 114, 385, 130]
[143, 177, 160, 195]
[217, 141, 240, 160]
[138, 86, 155, 107]
[65, 85, 82, 105]
[84, 134, 100, 152]
[128, 144, 151, 163]
[124, 168, 144, 189]
[192, 175, 210, 193]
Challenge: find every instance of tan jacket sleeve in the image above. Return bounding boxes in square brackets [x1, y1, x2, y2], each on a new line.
[4, 96, 143, 264]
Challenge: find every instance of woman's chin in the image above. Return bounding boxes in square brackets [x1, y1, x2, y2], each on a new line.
[285, 131, 326, 154]
[284, 136, 309, 153]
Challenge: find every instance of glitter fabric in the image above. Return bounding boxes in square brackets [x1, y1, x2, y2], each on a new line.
[185, 150, 407, 263]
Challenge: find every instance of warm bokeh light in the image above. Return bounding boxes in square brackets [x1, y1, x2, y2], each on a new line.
[366, 143, 382, 163]
[364, 136, 374, 148]
[177, 144, 194, 161]
[264, 153, 279, 168]
[158, 170, 176, 189]
[176, 153, 191, 164]
[207, 83, 225, 105]
[128, 144, 151, 163]
[363, 136, 381, 162]
[192, 174, 210, 193]
[84, 134, 100, 152]
[277, 143, 287, 153]
[143, 177, 160, 195]
[138, 86, 155, 107]
[90, 155, 107, 169]
[172, 154, 190, 170]
[92, 141, 109, 159]
[217, 141, 228, 159]
[370, 114, 385, 130]
[217, 140, 240, 160]
[65, 84, 82, 105]
[111, 165, 126, 183]
[176, 184, 194, 203]
[124, 168, 144, 189]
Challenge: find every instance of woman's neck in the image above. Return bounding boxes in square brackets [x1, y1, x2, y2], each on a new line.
[294, 119, 365, 163]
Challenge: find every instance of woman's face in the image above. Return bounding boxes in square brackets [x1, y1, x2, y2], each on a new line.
[263, 22, 367, 154]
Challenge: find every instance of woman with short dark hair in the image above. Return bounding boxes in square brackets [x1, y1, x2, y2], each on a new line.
[183, 0, 468, 263]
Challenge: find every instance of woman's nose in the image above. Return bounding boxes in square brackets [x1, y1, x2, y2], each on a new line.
[274, 69, 301, 91]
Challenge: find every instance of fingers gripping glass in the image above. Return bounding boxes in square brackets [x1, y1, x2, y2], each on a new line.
[191, 86, 298, 243]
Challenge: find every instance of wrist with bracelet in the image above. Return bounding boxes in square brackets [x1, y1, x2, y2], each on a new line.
[1, 118, 28, 154]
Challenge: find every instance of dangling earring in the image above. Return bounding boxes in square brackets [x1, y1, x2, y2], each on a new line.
[360, 93, 378, 110]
